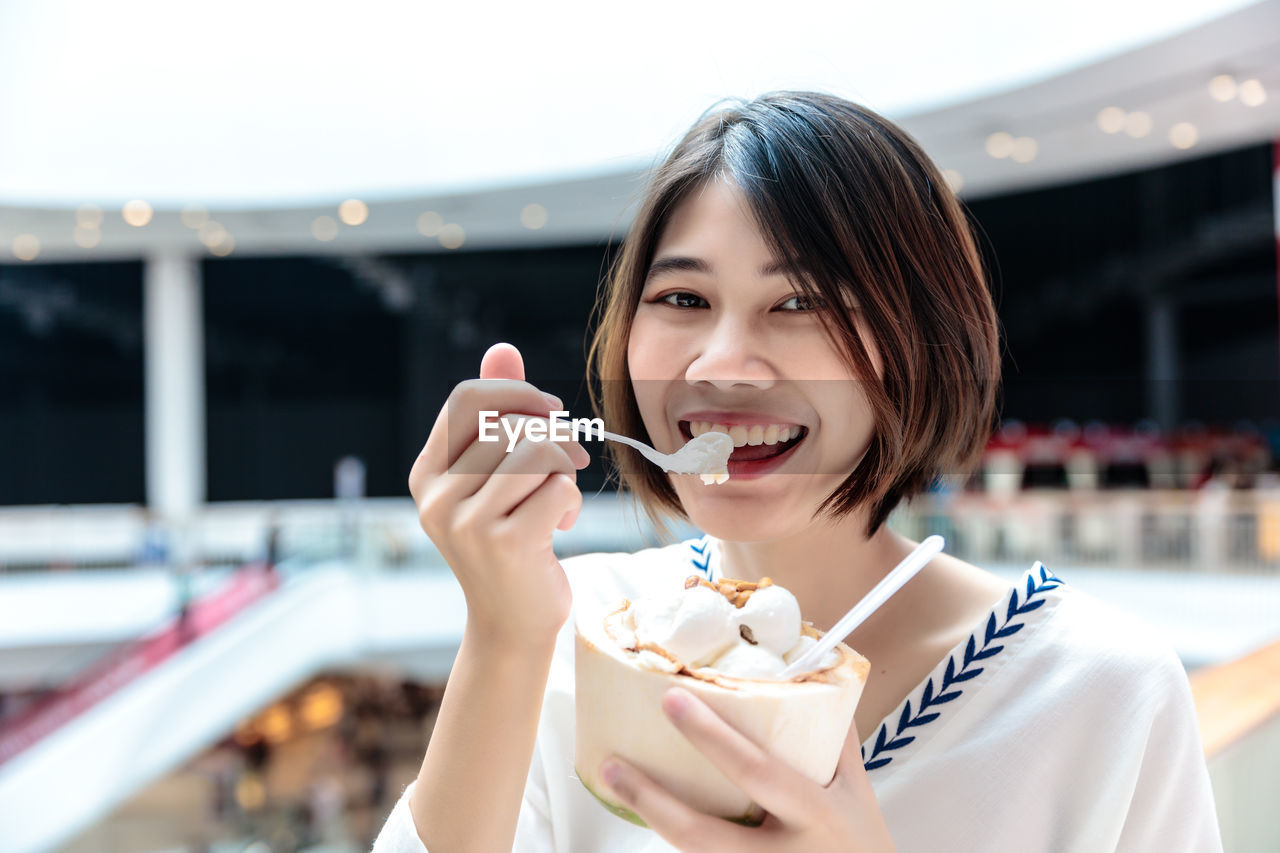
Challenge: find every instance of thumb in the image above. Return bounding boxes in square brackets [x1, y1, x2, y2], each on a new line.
[480, 342, 525, 381]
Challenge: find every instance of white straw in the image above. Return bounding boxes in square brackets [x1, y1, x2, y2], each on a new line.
[779, 535, 946, 679]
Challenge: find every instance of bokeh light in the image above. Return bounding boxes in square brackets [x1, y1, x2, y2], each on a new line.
[1096, 107, 1126, 134]
[1169, 122, 1199, 150]
[311, 215, 339, 241]
[1123, 111, 1152, 138]
[1208, 74, 1237, 102]
[74, 226, 101, 248]
[338, 199, 369, 226]
[985, 131, 1014, 159]
[1010, 137, 1039, 163]
[1238, 79, 1267, 107]
[12, 234, 40, 261]
[75, 204, 103, 228]
[520, 203, 548, 230]
[299, 684, 344, 730]
[122, 200, 153, 227]
[438, 223, 466, 249]
[180, 205, 210, 229]
[416, 211, 444, 237]
[198, 222, 229, 248]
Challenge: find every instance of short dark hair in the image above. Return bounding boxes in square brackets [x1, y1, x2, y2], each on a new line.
[588, 91, 1000, 536]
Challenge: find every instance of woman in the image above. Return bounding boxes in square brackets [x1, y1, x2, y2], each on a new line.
[375, 92, 1221, 851]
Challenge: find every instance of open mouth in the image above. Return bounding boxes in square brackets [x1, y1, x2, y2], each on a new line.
[678, 421, 809, 464]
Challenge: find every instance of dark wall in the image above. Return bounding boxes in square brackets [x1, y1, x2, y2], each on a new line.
[0, 262, 144, 504]
[967, 142, 1277, 425]
[203, 257, 405, 500]
[203, 247, 613, 501]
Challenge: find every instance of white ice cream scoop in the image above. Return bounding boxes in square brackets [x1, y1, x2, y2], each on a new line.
[632, 584, 739, 666]
[705, 643, 788, 679]
[732, 585, 802, 657]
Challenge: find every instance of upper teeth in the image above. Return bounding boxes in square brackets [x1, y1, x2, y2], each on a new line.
[688, 421, 802, 447]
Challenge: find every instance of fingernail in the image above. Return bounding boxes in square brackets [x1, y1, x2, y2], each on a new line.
[663, 688, 690, 720]
[601, 759, 622, 787]
[543, 392, 563, 410]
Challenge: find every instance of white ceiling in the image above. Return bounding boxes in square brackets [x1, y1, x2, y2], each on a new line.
[0, 0, 1277, 261]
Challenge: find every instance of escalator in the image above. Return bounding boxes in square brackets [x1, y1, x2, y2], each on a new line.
[0, 565, 466, 853]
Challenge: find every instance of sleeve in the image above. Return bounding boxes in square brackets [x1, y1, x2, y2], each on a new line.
[1114, 648, 1224, 853]
[371, 782, 426, 853]
[371, 764, 555, 853]
[371, 676, 560, 853]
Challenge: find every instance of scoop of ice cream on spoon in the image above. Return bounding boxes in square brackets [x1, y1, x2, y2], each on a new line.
[572, 421, 733, 484]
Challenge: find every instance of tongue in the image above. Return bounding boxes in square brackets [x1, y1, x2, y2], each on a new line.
[730, 438, 795, 462]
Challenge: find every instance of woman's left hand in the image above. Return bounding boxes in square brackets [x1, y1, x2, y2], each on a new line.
[600, 686, 897, 853]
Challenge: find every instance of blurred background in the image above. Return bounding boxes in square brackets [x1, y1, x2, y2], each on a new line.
[1, 0, 1279, 850]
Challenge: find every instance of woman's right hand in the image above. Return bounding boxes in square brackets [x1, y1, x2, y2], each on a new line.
[409, 342, 591, 647]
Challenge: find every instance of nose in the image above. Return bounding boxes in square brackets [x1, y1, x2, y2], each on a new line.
[684, 313, 777, 391]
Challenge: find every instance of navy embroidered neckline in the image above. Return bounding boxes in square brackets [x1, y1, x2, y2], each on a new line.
[860, 564, 1063, 771]
[687, 535, 713, 578]
[685, 536, 1065, 774]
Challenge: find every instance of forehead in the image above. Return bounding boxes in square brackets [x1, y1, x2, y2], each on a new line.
[654, 178, 768, 256]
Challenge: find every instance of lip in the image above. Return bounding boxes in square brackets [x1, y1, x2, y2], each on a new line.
[676, 410, 805, 428]
[677, 419, 808, 481]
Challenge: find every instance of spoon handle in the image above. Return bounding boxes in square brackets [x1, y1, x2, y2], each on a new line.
[571, 421, 670, 469]
[780, 535, 946, 679]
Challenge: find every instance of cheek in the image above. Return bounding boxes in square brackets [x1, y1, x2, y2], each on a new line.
[816, 374, 877, 469]
[626, 312, 682, 381]
[627, 315, 669, 436]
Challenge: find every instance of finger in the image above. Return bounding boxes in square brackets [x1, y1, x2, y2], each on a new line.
[498, 470, 582, 538]
[413, 381, 562, 482]
[834, 711, 873, 791]
[475, 343, 589, 469]
[479, 341, 525, 381]
[661, 687, 816, 825]
[472, 432, 578, 519]
[417, 430, 512, 524]
[600, 757, 755, 852]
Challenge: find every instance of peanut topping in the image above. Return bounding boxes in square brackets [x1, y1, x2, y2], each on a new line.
[682, 574, 774, 609]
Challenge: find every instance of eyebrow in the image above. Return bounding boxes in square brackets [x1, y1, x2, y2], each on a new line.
[644, 256, 795, 282]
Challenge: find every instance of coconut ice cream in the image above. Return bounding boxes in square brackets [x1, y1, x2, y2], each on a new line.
[575, 574, 870, 826]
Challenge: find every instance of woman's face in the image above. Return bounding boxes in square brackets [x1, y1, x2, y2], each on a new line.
[627, 177, 883, 542]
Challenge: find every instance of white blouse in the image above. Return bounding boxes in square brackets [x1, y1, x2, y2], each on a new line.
[374, 536, 1223, 852]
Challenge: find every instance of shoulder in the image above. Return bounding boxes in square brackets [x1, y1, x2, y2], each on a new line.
[1023, 566, 1190, 710]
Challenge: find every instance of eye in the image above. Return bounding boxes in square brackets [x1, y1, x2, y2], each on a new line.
[776, 292, 826, 312]
[655, 291, 708, 309]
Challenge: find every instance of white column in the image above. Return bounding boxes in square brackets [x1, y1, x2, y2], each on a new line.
[144, 252, 206, 521]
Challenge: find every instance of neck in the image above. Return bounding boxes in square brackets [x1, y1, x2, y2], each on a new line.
[714, 511, 912, 634]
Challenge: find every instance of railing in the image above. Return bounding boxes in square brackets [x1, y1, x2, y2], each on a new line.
[890, 489, 1280, 573]
[0, 565, 278, 766]
[4, 490, 1280, 575]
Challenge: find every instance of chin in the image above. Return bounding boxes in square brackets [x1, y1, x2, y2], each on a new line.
[675, 489, 812, 544]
